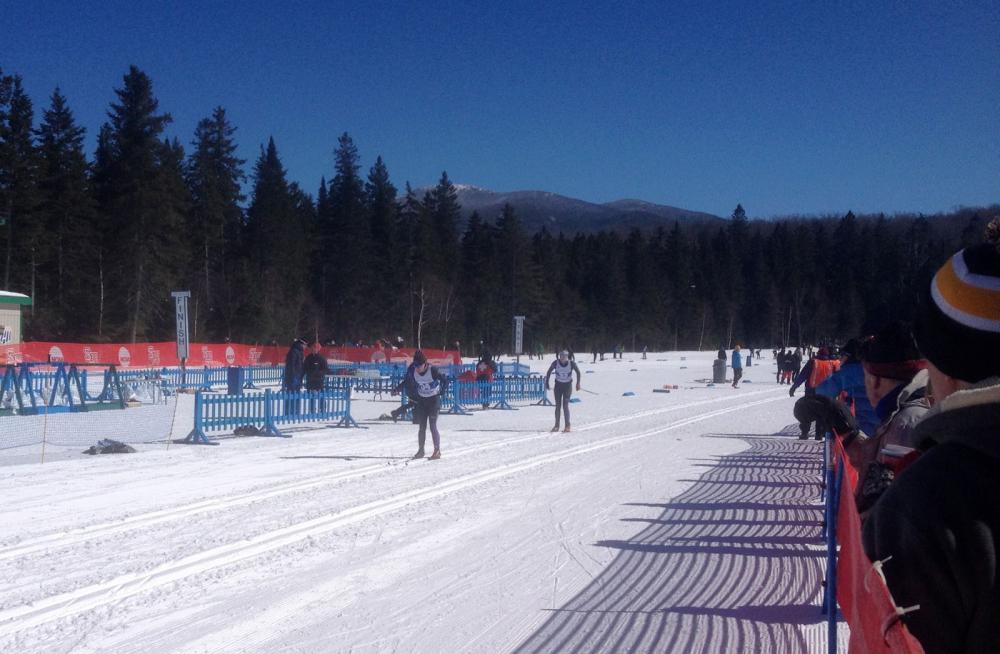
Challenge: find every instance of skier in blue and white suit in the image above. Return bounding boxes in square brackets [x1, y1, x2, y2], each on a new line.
[545, 350, 582, 432]
[404, 350, 449, 460]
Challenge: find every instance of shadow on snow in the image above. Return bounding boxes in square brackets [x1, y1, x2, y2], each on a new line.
[512, 433, 826, 653]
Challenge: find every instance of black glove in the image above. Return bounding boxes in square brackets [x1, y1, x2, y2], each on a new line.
[789, 387, 795, 397]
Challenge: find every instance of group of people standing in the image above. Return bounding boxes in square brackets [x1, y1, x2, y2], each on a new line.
[774, 348, 803, 384]
[784, 219, 1000, 652]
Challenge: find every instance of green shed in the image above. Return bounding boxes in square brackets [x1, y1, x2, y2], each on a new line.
[0, 291, 31, 344]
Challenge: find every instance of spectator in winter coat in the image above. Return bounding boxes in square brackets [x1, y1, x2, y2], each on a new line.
[848, 321, 930, 515]
[863, 223, 1000, 654]
[282, 339, 306, 391]
[815, 338, 879, 438]
[789, 347, 839, 397]
[731, 345, 743, 388]
[790, 347, 841, 437]
[303, 342, 329, 391]
[281, 338, 307, 415]
[793, 393, 860, 442]
[475, 360, 494, 409]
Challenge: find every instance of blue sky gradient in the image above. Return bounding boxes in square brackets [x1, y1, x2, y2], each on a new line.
[4, 0, 998, 217]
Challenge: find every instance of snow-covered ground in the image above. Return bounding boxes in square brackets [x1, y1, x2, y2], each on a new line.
[0, 352, 848, 652]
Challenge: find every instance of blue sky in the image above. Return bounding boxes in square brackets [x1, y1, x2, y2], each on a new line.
[4, 0, 998, 217]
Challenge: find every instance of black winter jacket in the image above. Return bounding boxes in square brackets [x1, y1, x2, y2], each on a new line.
[862, 380, 1000, 654]
[303, 353, 329, 390]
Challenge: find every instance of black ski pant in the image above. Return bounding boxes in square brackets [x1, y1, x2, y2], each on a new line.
[793, 392, 830, 440]
[414, 396, 441, 451]
[554, 381, 572, 428]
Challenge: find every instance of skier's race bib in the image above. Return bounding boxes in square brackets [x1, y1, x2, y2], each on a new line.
[553, 361, 574, 383]
[414, 368, 440, 397]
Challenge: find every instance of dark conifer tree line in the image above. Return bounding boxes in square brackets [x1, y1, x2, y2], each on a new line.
[0, 66, 995, 352]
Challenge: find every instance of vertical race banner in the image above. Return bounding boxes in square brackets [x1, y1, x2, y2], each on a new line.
[172, 291, 191, 362]
[513, 315, 525, 355]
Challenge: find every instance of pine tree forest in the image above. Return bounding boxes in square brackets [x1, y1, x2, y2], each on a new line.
[1, 67, 996, 353]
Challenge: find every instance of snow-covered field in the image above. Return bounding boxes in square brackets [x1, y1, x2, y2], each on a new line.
[0, 352, 848, 653]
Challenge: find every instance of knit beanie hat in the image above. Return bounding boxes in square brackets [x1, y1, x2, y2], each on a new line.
[861, 321, 926, 381]
[412, 350, 427, 365]
[915, 217, 1000, 382]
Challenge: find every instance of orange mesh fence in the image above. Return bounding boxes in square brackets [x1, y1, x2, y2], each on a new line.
[831, 438, 924, 654]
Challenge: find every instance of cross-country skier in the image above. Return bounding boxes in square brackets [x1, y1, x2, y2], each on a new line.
[545, 350, 582, 432]
[404, 350, 448, 460]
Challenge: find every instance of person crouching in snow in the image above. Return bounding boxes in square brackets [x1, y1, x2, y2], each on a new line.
[545, 350, 581, 432]
[405, 350, 448, 460]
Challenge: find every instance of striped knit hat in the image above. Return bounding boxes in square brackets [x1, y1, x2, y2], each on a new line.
[916, 217, 1000, 382]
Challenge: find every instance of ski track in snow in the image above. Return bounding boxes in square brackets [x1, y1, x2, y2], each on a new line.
[0, 353, 849, 652]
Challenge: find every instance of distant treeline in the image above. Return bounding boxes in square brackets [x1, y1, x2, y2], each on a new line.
[1, 66, 996, 352]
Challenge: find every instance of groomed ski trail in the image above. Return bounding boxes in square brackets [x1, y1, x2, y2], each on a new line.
[0, 393, 786, 639]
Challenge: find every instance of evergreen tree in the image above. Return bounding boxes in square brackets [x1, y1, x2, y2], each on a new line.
[365, 155, 397, 334]
[395, 183, 422, 344]
[0, 72, 39, 294]
[325, 132, 372, 339]
[99, 66, 188, 342]
[186, 106, 245, 339]
[243, 138, 308, 340]
[431, 171, 461, 279]
[34, 88, 96, 337]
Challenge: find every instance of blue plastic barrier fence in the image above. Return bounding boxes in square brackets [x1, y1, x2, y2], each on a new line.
[820, 430, 843, 653]
[268, 389, 359, 431]
[397, 375, 550, 417]
[1, 363, 126, 415]
[184, 386, 359, 444]
[241, 365, 284, 388]
[496, 362, 531, 377]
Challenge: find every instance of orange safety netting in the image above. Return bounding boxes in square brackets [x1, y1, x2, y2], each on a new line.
[831, 438, 924, 654]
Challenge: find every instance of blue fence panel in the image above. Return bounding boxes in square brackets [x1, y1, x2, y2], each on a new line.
[323, 376, 356, 392]
[401, 374, 550, 417]
[244, 365, 284, 388]
[201, 392, 269, 433]
[185, 387, 360, 445]
[268, 389, 358, 431]
[497, 362, 531, 377]
[1, 363, 127, 414]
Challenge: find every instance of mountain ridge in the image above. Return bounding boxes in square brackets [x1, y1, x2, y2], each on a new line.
[417, 185, 723, 234]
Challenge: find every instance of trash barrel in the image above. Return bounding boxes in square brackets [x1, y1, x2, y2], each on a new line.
[227, 367, 245, 395]
[712, 359, 727, 384]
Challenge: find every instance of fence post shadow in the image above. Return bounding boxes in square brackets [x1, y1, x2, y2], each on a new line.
[512, 433, 829, 653]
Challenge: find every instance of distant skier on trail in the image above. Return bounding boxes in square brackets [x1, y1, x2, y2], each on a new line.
[545, 350, 582, 433]
[404, 350, 448, 460]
